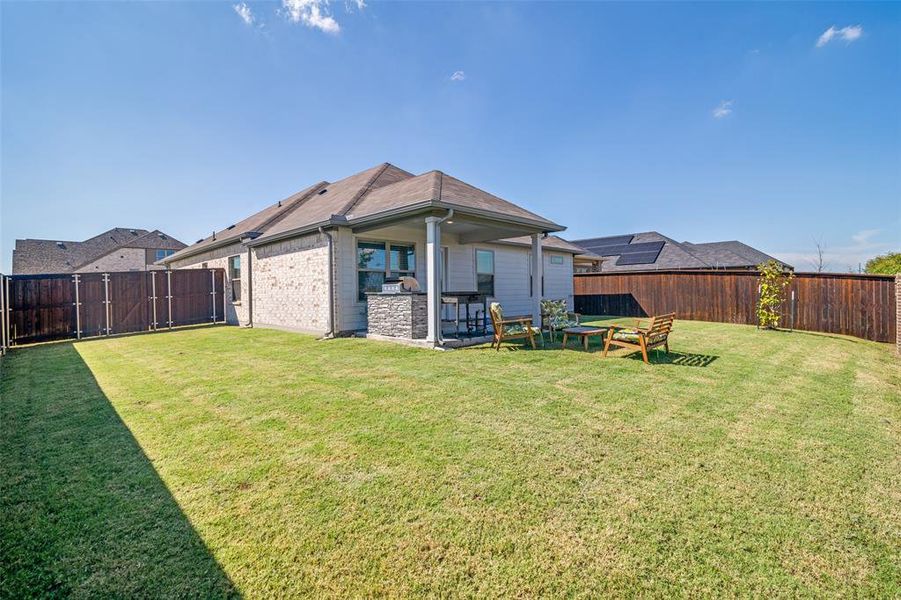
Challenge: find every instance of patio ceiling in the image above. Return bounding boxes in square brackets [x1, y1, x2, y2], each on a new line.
[350, 209, 549, 244]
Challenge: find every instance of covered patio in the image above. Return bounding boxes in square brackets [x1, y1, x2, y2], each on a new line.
[349, 206, 562, 347]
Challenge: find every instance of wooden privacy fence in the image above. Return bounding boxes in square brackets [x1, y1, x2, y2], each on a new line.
[574, 270, 897, 343]
[0, 269, 226, 349]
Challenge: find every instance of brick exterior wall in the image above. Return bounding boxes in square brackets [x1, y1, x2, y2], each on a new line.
[366, 293, 428, 339]
[168, 233, 331, 333]
[252, 233, 330, 334]
[77, 247, 148, 273]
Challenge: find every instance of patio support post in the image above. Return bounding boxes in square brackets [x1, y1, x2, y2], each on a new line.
[531, 233, 543, 326]
[425, 216, 442, 344]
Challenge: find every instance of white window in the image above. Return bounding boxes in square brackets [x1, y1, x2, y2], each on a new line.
[357, 241, 416, 301]
[476, 249, 494, 296]
[228, 255, 241, 302]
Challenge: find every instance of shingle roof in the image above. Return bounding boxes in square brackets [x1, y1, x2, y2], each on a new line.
[680, 241, 781, 268]
[568, 232, 791, 272]
[496, 235, 591, 255]
[12, 228, 186, 274]
[178, 180, 328, 256]
[164, 162, 564, 263]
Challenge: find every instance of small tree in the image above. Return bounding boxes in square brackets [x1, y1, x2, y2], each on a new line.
[756, 260, 793, 330]
[864, 252, 901, 275]
[811, 237, 829, 272]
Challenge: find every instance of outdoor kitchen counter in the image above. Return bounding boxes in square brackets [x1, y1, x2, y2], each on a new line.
[365, 292, 428, 339]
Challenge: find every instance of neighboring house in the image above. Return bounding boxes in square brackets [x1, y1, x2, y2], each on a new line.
[12, 228, 186, 275]
[161, 162, 584, 342]
[569, 231, 791, 273]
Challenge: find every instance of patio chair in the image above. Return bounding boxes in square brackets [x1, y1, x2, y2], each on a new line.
[602, 313, 675, 364]
[489, 302, 540, 350]
[540, 299, 580, 342]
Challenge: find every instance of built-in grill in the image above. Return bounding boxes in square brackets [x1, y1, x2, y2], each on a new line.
[381, 278, 405, 294]
[380, 277, 421, 294]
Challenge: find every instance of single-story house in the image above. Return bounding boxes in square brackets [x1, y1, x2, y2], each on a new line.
[160, 163, 586, 345]
[569, 231, 792, 273]
[12, 227, 186, 275]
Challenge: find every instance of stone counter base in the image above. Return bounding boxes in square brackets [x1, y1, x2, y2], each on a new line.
[366, 293, 428, 339]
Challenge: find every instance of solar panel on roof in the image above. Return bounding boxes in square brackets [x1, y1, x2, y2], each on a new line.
[586, 244, 631, 256]
[578, 235, 634, 248]
[616, 252, 660, 265]
[584, 240, 664, 257]
[616, 250, 663, 265]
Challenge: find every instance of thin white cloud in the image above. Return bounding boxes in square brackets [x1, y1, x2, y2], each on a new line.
[712, 100, 734, 119]
[347, 0, 366, 10]
[851, 228, 880, 245]
[282, 0, 340, 34]
[841, 24, 863, 42]
[233, 2, 254, 26]
[816, 25, 863, 48]
[450, 71, 465, 82]
[777, 229, 892, 272]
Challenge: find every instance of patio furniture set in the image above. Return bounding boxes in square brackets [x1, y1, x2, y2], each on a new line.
[488, 299, 676, 364]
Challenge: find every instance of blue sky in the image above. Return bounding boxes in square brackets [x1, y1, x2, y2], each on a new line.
[2, 1, 899, 272]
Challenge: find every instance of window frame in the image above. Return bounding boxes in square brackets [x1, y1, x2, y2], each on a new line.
[154, 249, 175, 262]
[228, 255, 242, 303]
[356, 239, 417, 301]
[475, 248, 495, 297]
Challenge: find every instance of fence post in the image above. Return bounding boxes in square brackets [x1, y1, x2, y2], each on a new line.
[1, 274, 6, 355]
[103, 273, 111, 335]
[896, 274, 900, 356]
[73, 274, 82, 340]
[210, 269, 217, 323]
[5, 276, 11, 347]
[150, 272, 158, 330]
[790, 289, 795, 332]
[167, 270, 173, 329]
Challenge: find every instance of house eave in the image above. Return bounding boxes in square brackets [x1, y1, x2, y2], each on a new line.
[176, 196, 566, 255]
[160, 236, 245, 265]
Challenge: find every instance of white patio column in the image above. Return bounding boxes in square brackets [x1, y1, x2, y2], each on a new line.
[531, 232, 543, 325]
[425, 216, 442, 344]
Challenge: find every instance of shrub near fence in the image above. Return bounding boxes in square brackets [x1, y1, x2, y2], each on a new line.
[0, 269, 226, 348]
[574, 270, 897, 343]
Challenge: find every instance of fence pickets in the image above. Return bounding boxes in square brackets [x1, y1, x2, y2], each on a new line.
[0, 269, 225, 347]
[574, 270, 897, 343]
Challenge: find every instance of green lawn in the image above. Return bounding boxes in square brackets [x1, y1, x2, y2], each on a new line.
[2, 319, 899, 597]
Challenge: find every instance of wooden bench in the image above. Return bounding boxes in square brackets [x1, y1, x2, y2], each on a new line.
[603, 313, 675, 364]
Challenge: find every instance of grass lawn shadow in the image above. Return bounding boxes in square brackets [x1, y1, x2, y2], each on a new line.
[0, 343, 238, 598]
[621, 349, 719, 367]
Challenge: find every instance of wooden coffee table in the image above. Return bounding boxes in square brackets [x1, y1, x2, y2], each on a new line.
[561, 326, 608, 351]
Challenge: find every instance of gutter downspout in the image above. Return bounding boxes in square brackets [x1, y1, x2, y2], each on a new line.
[246, 244, 253, 327]
[318, 226, 336, 338]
